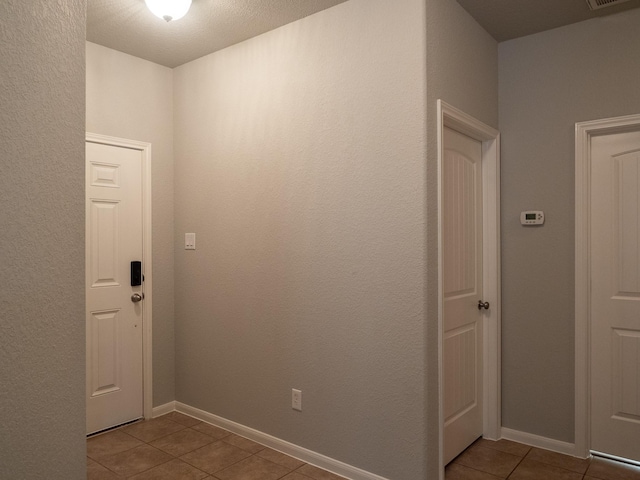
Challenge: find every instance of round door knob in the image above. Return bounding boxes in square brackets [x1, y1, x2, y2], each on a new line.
[478, 300, 490, 310]
[131, 293, 144, 303]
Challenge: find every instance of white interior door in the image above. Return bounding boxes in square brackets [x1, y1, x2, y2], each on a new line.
[443, 126, 484, 464]
[590, 129, 640, 461]
[86, 140, 144, 435]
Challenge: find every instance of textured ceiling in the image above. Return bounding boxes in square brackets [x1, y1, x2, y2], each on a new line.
[87, 0, 640, 68]
[87, 0, 349, 68]
[456, 0, 640, 42]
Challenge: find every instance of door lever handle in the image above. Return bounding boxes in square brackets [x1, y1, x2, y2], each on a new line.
[478, 300, 490, 310]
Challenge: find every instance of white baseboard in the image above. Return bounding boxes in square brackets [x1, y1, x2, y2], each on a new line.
[500, 427, 576, 457]
[173, 402, 390, 480]
[152, 401, 176, 418]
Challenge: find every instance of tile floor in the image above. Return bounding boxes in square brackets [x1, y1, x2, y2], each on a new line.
[87, 412, 346, 480]
[447, 438, 640, 480]
[88, 416, 640, 480]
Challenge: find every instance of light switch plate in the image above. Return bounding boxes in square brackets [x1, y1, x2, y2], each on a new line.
[292, 388, 302, 411]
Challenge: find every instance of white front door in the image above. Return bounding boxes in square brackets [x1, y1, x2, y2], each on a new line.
[86, 139, 144, 434]
[590, 129, 640, 461]
[443, 126, 484, 464]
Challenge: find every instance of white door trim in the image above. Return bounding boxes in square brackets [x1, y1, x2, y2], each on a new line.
[437, 100, 501, 477]
[86, 132, 153, 423]
[574, 113, 640, 458]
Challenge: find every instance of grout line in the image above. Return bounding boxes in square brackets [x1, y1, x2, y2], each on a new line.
[505, 453, 527, 479]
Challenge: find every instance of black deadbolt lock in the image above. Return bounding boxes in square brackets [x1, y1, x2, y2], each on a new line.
[131, 261, 142, 286]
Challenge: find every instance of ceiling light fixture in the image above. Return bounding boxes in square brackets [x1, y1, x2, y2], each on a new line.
[145, 0, 192, 22]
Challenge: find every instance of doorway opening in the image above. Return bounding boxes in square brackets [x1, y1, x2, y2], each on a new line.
[437, 100, 501, 478]
[85, 133, 153, 434]
[575, 113, 640, 462]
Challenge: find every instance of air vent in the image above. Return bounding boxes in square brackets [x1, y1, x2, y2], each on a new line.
[586, 0, 630, 10]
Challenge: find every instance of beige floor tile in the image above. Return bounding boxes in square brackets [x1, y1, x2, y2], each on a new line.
[97, 444, 173, 477]
[161, 411, 202, 427]
[123, 417, 188, 443]
[509, 458, 583, 480]
[151, 427, 216, 457]
[191, 422, 232, 440]
[213, 455, 292, 480]
[87, 458, 122, 479]
[474, 438, 531, 458]
[180, 440, 252, 474]
[525, 447, 590, 474]
[128, 458, 209, 480]
[295, 464, 347, 480]
[445, 463, 503, 479]
[454, 444, 522, 478]
[586, 457, 640, 480]
[257, 448, 305, 470]
[87, 430, 144, 460]
[222, 433, 266, 454]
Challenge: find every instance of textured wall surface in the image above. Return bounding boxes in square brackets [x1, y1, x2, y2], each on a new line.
[86, 42, 176, 406]
[425, 0, 498, 475]
[173, 0, 427, 477]
[0, 1, 87, 478]
[499, 9, 640, 442]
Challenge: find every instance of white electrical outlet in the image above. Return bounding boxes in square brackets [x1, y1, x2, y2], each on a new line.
[185, 233, 196, 250]
[292, 388, 302, 411]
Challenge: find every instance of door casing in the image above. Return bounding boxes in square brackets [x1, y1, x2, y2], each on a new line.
[86, 132, 153, 426]
[437, 100, 501, 478]
[574, 113, 640, 459]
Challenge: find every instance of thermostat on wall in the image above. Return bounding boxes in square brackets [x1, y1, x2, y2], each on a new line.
[520, 211, 544, 225]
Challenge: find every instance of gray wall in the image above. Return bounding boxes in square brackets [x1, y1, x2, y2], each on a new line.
[425, 0, 498, 474]
[0, 1, 87, 478]
[86, 42, 176, 406]
[499, 9, 640, 442]
[173, 1, 428, 477]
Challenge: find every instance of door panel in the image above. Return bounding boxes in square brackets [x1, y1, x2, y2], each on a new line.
[444, 324, 478, 421]
[89, 309, 122, 396]
[86, 141, 144, 434]
[590, 130, 640, 461]
[89, 200, 120, 287]
[443, 127, 483, 464]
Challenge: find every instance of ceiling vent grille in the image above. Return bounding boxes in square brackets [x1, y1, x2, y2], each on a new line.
[586, 0, 631, 10]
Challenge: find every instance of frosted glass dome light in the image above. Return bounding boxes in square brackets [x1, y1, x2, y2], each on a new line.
[145, 0, 192, 22]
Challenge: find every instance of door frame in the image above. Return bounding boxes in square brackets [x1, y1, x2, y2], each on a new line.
[574, 113, 640, 458]
[437, 100, 501, 477]
[86, 132, 153, 424]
